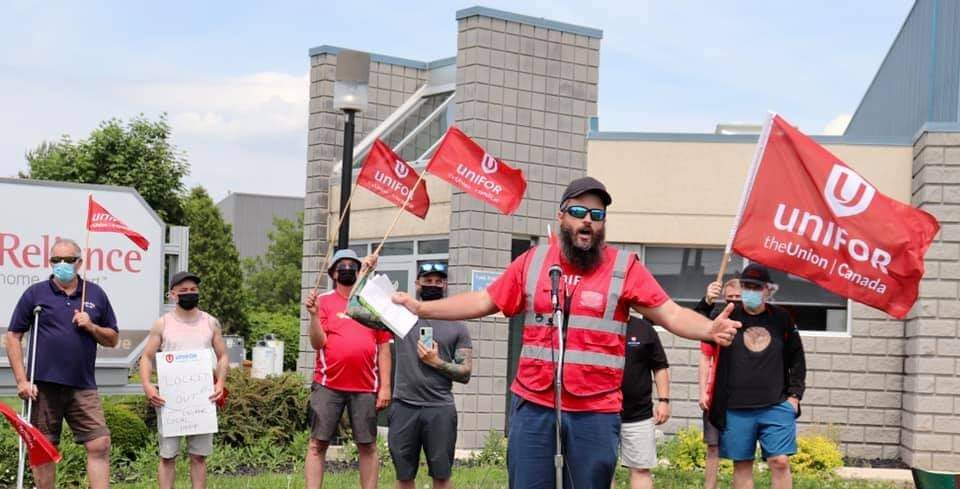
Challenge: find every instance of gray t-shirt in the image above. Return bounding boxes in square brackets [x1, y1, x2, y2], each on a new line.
[393, 319, 472, 406]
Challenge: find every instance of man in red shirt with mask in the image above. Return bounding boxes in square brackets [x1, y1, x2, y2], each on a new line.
[304, 249, 392, 489]
[393, 177, 741, 488]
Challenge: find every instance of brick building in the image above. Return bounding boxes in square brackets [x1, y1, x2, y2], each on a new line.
[300, 2, 960, 469]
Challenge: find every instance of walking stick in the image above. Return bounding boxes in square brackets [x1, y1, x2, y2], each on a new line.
[17, 306, 42, 489]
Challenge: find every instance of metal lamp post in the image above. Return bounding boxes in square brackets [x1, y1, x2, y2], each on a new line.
[332, 49, 370, 251]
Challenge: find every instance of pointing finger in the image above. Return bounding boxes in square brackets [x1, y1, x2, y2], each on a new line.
[717, 302, 735, 320]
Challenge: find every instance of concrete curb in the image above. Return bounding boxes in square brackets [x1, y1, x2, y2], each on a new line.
[836, 467, 914, 486]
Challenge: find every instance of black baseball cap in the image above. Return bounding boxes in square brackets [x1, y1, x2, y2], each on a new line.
[417, 262, 448, 278]
[169, 271, 201, 289]
[739, 264, 773, 285]
[560, 177, 612, 207]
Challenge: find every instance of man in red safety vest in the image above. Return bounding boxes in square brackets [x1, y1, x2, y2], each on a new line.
[392, 177, 741, 488]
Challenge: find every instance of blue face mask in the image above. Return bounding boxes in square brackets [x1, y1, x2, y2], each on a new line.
[52, 262, 76, 283]
[741, 289, 764, 309]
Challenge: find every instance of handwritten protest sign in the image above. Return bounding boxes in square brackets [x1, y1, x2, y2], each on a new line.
[157, 349, 218, 437]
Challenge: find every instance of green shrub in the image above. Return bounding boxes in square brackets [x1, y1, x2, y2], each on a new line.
[341, 434, 390, 467]
[659, 426, 732, 473]
[102, 401, 150, 458]
[217, 369, 308, 447]
[473, 430, 507, 467]
[791, 433, 843, 475]
[246, 310, 300, 371]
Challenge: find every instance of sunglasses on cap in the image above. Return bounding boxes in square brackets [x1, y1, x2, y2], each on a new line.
[561, 205, 606, 222]
[50, 256, 80, 264]
[419, 263, 447, 274]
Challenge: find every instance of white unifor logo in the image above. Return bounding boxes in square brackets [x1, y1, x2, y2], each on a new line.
[394, 160, 409, 179]
[481, 153, 498, 174]
[823, 164, 876, 218]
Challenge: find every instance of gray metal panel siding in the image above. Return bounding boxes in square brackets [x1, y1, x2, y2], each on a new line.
[846, 0, 960, 139]
[219, 195, 303, 259]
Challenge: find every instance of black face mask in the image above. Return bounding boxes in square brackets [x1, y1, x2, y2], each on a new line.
[336, 269, 357, 286]
[419, 285, 444, 301]
[177, 293, 199, 310]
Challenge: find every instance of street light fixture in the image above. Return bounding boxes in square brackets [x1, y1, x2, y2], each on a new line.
[333, 49, 370, 252]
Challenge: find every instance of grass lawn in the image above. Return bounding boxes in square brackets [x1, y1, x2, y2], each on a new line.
[112, 465, 906, 489]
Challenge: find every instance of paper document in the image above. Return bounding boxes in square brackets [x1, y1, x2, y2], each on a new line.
[358, 273, 418, 338]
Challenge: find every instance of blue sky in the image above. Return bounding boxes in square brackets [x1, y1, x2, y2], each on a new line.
[0, 1, 914, 201]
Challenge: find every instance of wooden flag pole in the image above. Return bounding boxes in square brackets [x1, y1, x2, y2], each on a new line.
[312, 177, 362, 293]
[80, 193, 92, 313]
[349, 167, 429, 299]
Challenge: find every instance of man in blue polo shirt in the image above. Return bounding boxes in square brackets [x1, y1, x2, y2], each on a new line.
[4, 238, 119, 489]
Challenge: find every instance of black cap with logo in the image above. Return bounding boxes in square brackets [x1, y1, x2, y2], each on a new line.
[560, 177, 612, 207]
[739, 264, 773, 285]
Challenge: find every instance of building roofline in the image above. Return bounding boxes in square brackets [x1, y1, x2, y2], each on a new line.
[217, 192, 304, 202]
[587, 130, 912, 147]
[913, 121, 960, 143]
[308, 45, 454, 71]
[455, 6, 603, 39]
[0, 177, 166, 226]
[844, 1, 920, 135]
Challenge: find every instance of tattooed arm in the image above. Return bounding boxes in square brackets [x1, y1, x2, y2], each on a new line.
[417, 342, 473, 384]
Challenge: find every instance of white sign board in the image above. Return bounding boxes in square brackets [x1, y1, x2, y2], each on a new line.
[0, 179, 164, 366]
[157, 349, 218, 437]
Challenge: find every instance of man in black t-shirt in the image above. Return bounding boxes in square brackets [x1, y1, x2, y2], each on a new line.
[709, 264, 806, 489]
[616, 316, 670, 489]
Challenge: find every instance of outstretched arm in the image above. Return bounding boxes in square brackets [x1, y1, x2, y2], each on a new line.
[394, 290, 499, 321]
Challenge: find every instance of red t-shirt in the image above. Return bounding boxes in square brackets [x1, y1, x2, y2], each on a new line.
[487, 245, 669, 412]
[313, 290, 392, 392]
[700, 341, 718, 407]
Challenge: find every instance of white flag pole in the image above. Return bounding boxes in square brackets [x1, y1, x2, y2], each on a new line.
[716, 112, 776, 282]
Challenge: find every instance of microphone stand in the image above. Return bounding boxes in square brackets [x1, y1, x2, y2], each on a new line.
[551, 280, 566, 489]
[17, 306, 41, 489]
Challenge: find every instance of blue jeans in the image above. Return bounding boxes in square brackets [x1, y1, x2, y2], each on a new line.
[719, 400, 797, 461]
[507, 396, 621, 489]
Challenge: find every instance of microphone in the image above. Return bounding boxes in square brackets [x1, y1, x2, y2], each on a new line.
[549, 265, 562, 309]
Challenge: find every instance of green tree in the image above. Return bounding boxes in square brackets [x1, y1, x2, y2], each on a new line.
[182, 187, 248, 336]
[243, 214, 303, 315]
[23, 114, 189, 224]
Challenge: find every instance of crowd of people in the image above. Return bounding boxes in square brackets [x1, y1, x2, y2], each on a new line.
[4, 176, 807, 489]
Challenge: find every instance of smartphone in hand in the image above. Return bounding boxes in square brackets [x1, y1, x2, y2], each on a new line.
[420, 326, 434, 349]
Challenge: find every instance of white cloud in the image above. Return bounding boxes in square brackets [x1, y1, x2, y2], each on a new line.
[823, 113, 852, 135]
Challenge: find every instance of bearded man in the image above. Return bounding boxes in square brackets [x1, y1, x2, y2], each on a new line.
[392, 177, 742, 488]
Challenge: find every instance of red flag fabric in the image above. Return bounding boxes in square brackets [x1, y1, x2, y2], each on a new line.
[731, 114, 940, 319]
[426, 127, 526, 214]
[86, 196, 150, 251]
[357, 139, 431, 219]
[0, 401, 61, 467]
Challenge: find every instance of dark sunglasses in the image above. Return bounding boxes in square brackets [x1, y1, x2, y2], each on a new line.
[50, 256, 80, 264]
[419, 263, 447, 274]
[561, 205, 606, 221]
[336, 263, 359, 272]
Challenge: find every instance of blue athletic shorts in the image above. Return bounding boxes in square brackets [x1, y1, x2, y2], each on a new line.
[719, 400, 797, 461]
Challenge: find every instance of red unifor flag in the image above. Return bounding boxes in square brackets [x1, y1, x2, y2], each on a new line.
[0, 401, 61, 467]
[86, 195, 150, 251]
[357, 139, 431, 219]
[729, 114, 940, 319]
[426, 127, 526, 214]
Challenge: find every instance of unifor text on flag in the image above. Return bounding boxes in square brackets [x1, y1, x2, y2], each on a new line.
[730, 114, 939, 319]
[357, 139, 430, 219]
[426, 126, 526, 215]
[86, 195, 151, 251]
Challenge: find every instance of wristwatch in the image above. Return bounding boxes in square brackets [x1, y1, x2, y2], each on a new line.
[658, 398, 670, 404]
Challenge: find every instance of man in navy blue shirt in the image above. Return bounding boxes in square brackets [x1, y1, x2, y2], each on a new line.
[4, 238, 119, 489]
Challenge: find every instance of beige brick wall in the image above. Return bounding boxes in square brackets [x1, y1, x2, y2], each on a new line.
[901, 129, 960, 471]
[450, 11, 601, 449]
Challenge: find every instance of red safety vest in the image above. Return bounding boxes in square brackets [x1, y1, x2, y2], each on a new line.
[514, 244, 633, 400]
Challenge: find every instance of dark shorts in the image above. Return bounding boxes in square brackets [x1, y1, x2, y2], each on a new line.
[31, 382, 110, 445]
[702, 410, 720, 446]
[308, 383, 378, 444]
[388, 401, 458, 481]
[720, 401, 798, 461]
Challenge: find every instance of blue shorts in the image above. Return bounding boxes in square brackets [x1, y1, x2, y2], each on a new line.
[719, 400, 797, 461]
